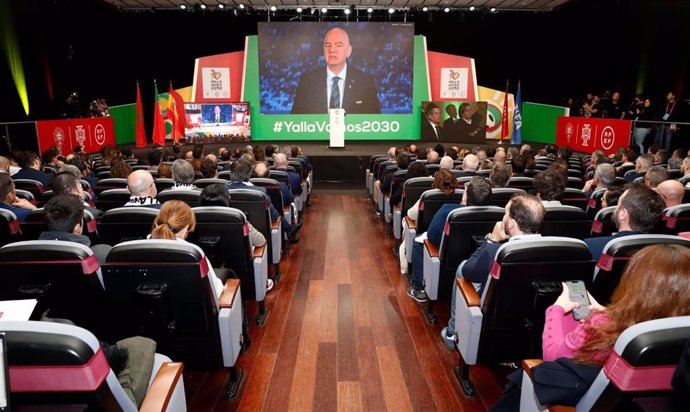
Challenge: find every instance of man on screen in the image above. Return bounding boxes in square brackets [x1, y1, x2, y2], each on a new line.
[421, 103, 445, 141]
[291, 27, 381, 114]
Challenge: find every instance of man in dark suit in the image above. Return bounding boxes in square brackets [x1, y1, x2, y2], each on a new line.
[443, 104, 461, 140]
[291, 27, 380, 114]
[583, 184, 665, 262]
[457, 102, 484, 142]
[421, 103, 444, 141]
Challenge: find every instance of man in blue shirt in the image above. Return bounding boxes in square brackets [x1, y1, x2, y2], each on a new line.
[0, 173, 37, 222]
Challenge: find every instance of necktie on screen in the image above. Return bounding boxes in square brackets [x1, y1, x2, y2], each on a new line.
[330, 77, 341, 109]
[434, 125, 440, 140]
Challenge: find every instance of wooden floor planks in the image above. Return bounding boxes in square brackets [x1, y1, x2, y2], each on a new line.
[185, 193, 505, 411]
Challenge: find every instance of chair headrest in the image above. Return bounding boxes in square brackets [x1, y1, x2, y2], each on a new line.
[495, 237, 591, 264]
[106, 239, 204, 263]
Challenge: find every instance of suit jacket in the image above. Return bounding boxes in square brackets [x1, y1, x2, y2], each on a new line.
[13, 167, 53, 187]
[443, 117, 462, 140]
[584, 230, 638, 262]
[421, 120, 444, 142]
[291, 65, 380, 114]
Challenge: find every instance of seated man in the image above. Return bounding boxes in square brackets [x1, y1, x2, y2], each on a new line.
[39, 195, 111, 263]
[200, 158, 219, 179]
[407, 176, 492, 303]
[51, 171, 103, 220]
[490, 164, 511, 188]
[644, 166, 668, 189]
[625, 153, 653, 182]
[254, 162, 294, 207]
[584, 184, 665, 261]
[12, 150, 53, 186]
[124, 170, 160, 208]
[533, 169, 566, 207]
[170, 159, 198, 190]
[582, 163, 616, 196]
[0, 173, 37, 222]
[273, 153, 302, 196]
[441, 193, 545, 349]
[656, 179, 685, 209]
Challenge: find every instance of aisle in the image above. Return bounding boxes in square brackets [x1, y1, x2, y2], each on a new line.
[186, 194, 505, 411]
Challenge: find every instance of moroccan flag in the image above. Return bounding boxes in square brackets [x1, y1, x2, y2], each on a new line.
[135, 82, 147, 148]
[512, 81, 523, 145]
[501, 80, 510, 140]
[167, 82, 182, 143]
[152, 81, 166, 145]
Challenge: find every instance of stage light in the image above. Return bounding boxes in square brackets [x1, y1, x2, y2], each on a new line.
[422, 6, 428, 12]
[180, 4, 186, 9]
[270, 5, 277, 11]
[199, 3, 207, 10]
[296, 6, 302, 12]
[344, 8, 351, 15]
[238, 4, 245, 9]
[469, 6, 475, 11]
[217, 3, 224, 9]
[444, 7, 450, 13]
[321, 7, 327, 13]
[490, 7, 497, 13]
[367, 7, 373, 13]
[388, 8, 394, 14]
[0, 1, 29, 115]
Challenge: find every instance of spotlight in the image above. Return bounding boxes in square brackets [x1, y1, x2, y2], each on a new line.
[490, 7, 497, 12]
[200, 3, 207, 9]
[422, 6, 428, 12]
[444, 7, 450, 12]
[238, 3, 245, 9]
[469, 6, 475, 11]
[367, 7, 373, 13]
[270, 5, 277, 11]
[296, 6, 302, 12]
[180, 4, 186, 9]
[388, 7, 394, 14]
[344, 8, 351, 15]
[321, 7, 327, 13]
[218, 3, 224, 9]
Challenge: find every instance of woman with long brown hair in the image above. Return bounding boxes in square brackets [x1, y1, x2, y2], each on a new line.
[406, 167, 456, 221]
[150, 200, 226, 298]
[544, 244, 690, 364]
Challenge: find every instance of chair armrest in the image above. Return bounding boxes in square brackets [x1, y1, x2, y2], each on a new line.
[424, 240, 439, 257]
[394, 204, 401, 211]
[140, 362, 184, 412]
[404, 216, 416, 231]
[456, 278, 481, 307]
[219, 278, 241, 309]
[271, 217, 281, 230]
[254, 244, 266, 259]
[522, 359, 543, 381]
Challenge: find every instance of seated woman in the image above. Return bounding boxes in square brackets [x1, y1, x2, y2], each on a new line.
[494, 244, 690, 410]
[149, 200, 226, 299]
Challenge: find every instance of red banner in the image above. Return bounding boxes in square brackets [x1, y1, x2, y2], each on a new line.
[36, 117, 115, 155]
[556, 116, 632, 155]
[426, 51, 478, 102]
[192, 51, 244, 102]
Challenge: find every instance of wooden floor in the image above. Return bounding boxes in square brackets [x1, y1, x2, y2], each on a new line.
[185, 192, 509, 411]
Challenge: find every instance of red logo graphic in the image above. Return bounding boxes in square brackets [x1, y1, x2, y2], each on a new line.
[448, 70, 461, 80]
[210, 69, 222, 80]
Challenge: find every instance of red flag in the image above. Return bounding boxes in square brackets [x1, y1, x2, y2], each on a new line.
[501, 80, 510, 140]
[167, 82, 182, 144]
[169, 88, 187, 138]
[135, 82, 147, 148]
[152, 81, 166, 145]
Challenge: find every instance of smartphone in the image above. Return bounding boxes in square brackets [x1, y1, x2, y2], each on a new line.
[566, 280, 591, 321]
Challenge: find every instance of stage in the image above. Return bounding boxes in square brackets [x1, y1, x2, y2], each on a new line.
[130, 140, 532, 184]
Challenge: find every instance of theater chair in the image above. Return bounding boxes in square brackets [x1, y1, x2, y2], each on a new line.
[269, 170, 301, 212]
[490, 188, 525, 208]
[98, 207, 160, 246]
[154, 178, 175, 193]
[520, 316, 690, 412]
[590, 234, 690, 305]
[157, 189, 201, 207]
[0, 209, 21, 247]
[21, 208, 99, 244]
[95, 188, 132, 212]
[94, 178, 128, 195]
[0, 240, 108, 338]
[366, 154, 387, 195]
[662, 204, 690, 235]
[13, 178, 45, 200]
[14, 188, 37, 206]
[590, 206, 616, 237]
[453, 237, 594, 396]
[227, 188, 282, 283]
[403, 188, 463, 268]
[251, 177, 296, 230]
[508, 177, 534, 190]
[561, 188, 588, 210]
[193, 178, 228, 188]
[0, 320, 187, 411]
[377, 164, 398, 217]
[541, 206, 592, 239]
[586, 187, 607, 219]
[101, 240, 246, 398]
[384, 170, 408, 235]
[394, 177, 433, 245]
[189, 206, 269, 325]
[422, 206, 505, 323]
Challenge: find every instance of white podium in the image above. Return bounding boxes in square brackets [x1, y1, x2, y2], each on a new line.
[329, 108, 345, 148]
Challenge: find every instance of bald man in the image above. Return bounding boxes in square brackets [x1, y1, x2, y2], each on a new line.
[291, 27, 380, 114]
[124, 170, 160, 208]
[656, 179, 685, 209]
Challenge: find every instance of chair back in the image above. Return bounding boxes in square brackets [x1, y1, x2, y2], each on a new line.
[425, 163, 440, 176]
[400, 177, 434, 219]
[154, 178, 175, 192]
[250, 178, 285, 215]
[417, 189, 463, 235]
[664, 204, 690, 235]
[158, 189, 201, 207]
[13, 179, 46, 199]
[269, 170, 290, 187]
[20, 208, 99, 243]
[193, 178, 228, 189]
[591, 234, 690, 304]
[94, 178, 127, 195]
[102, 239, 224, 368]
[577, 316, 690, 412]
[591, 206, 616, 236]
[489, 188, 524, 208]
[226, 188, 274, 265]
[0, 209, 21, 247]
[480, 237, 594, 361]
[98, 206, 159, 246]
[95, 188, 131, 211]
[561, 188, 588, 210]
[541, 205, 593, 239]
[586, 187, 607, 218]
[508, 177, 534, 190]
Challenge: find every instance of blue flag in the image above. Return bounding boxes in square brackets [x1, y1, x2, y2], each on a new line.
[512, 81, 523, 145]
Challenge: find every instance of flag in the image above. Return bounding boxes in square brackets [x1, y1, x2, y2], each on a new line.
[167, 83, 186, 142]
[167, 82, 182, 144]
[152, 80, 166, 145]
[135, 82, 147, 148]
[501, 80, 510, 141]
[512, 81, 522, 145]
